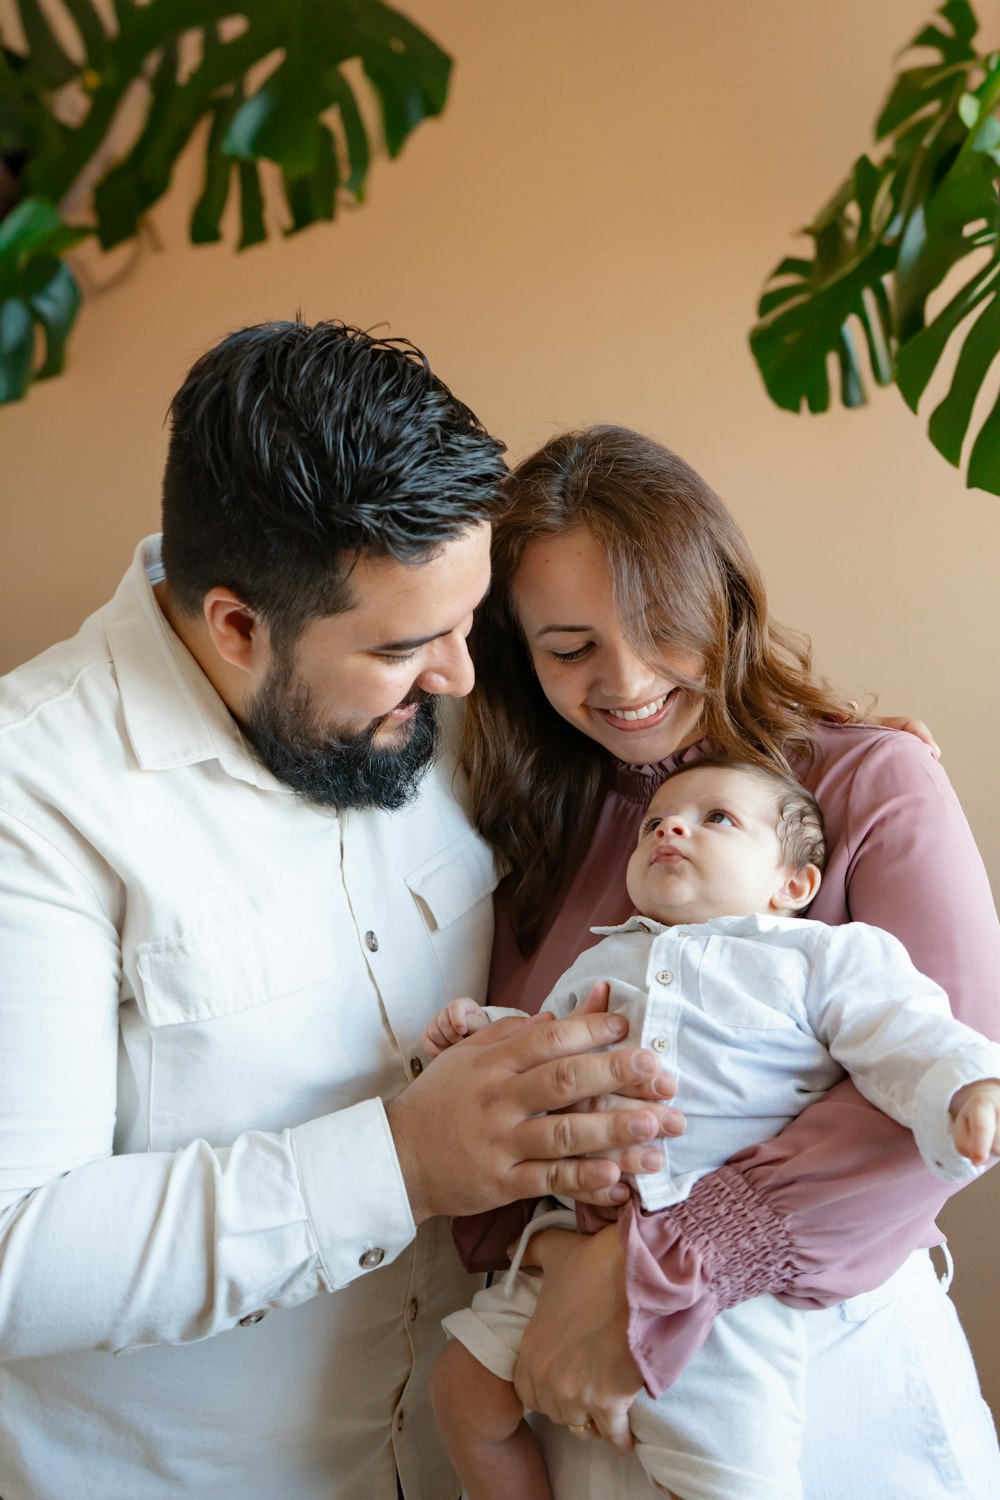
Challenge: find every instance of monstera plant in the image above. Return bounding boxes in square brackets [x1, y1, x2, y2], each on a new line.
[0, 0, 451, 403]
[750, 0, 1000, 495]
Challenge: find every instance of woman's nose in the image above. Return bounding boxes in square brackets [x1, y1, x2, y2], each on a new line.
[601, 641, 658, 702]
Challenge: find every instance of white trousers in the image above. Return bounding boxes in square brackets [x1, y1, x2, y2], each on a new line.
[448, 1239, 1000, 1500]
[447, 1207, 805, 1500]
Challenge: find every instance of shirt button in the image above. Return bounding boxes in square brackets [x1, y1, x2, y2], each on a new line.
[359, 1247, 385, 1269]
[652, 1036, 670, 1053]
[365, 930, 379, 953]
[408, 1299, 419, 1321]
[410, 1057, 423, 1077]
[655, 970, 673, 985]
[238, 1310, 266, 1326]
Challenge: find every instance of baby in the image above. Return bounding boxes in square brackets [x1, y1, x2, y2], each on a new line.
[424, 758, 1000, 1500]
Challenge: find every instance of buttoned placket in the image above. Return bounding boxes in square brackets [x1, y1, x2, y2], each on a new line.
[640, 928, 687, 1079]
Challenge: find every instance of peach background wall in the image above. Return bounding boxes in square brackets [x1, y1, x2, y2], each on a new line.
[3, 0, 999, 1427]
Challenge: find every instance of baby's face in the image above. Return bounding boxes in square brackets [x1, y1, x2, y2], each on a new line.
[626, 765, 796, 926]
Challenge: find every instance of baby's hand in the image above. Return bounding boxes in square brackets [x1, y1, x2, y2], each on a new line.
[422, 997, 491, 1058]
[950, 1078, 1000, 1166]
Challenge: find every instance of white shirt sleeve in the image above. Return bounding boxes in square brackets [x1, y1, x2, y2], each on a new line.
[806, 922, 1000, 1184]
[0, 809, 415, 1360]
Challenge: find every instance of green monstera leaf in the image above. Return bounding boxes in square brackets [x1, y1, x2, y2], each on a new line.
[0, 0, 452, 402]
[0, 196, 86, 401]
[750, 0, 1000, 496]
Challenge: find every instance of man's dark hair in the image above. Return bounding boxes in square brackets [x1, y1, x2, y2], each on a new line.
[161, 319, 508, 645]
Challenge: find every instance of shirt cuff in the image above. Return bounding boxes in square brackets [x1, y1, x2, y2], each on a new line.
[911, 1043, 1000, 1183]
[291, 1099, 416, 1292]
[621, 1163, 794, 1396]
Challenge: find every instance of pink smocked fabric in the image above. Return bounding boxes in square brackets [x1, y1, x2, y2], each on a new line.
[453, 724, 1000, 1397]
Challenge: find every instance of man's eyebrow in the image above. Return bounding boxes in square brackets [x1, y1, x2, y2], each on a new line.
[372, 630, 440, 652]
[370, 581, 492, 652]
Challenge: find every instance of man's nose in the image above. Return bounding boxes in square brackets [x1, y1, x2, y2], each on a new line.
[416, 631, 476, 699]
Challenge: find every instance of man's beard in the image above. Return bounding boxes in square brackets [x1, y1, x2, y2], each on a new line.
[242, 661, 439, 811]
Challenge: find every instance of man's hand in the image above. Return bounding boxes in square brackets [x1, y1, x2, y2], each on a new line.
[386, 1010, 678, 1222]
[561, 981, 685, 1170]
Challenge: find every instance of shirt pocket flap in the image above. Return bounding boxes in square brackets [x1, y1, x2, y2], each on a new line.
[137, 911, 336, 1027]
[404, 827, 499, 930]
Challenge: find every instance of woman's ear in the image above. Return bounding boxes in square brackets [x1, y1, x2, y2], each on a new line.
[771, 863, 822, 915]
[202, 588, 265, 676]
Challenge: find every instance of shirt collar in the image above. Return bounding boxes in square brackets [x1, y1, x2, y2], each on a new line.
[591, 911, 797, 938]
[103, 536, 285, 790]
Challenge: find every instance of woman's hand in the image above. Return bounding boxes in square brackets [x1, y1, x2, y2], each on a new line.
[875, 715, 940, 759]
[838, 703, 941, 760]
[511, 1224, 643, 1452]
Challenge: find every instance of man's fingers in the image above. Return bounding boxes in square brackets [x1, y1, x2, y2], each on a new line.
[512, 1145, 665, 1203]
[587, 1097, 685, 1137]
[493, 1011, 633, 1073]
[606, 1073, 679, 1102]
[509, 1156, 621, 1201]
[516, 1044, 667, 1117]
[570, 981, 611, 1016]
[518, 1103, 664, 1161]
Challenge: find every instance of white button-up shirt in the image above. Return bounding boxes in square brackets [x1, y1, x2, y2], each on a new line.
[540, 912, 1000, 1212]
[0, 539, 498, 1499]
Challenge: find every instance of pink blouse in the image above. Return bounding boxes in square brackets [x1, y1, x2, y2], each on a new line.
[453, 723, 1000, 1396]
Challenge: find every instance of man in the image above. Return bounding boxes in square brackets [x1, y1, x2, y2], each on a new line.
[0, 321, 674, 1500]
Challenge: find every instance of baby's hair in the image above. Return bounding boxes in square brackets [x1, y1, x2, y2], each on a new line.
[657, 757, 827, 874]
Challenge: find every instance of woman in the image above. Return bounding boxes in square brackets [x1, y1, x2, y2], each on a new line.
[457, 425, 1000, 1497]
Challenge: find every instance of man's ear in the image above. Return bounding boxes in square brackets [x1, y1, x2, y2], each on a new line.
[202, 588, 267, 676]
[771, 863, 822, 915]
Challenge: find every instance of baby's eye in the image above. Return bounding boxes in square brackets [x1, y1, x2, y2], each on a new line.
[704, 810, 735, 826]
[641, 816, 662, 836]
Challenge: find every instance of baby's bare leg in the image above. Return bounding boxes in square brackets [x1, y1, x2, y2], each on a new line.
[431, 1338, 552, 1500]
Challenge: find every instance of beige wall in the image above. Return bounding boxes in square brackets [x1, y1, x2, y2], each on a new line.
[3, 0, 999, 1428]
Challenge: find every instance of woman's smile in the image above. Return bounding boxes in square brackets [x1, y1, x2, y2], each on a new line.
[510, 526, 706, 763]
[592, 687, 685, 731]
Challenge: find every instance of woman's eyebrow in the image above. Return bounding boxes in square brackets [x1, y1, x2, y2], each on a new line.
[535, 622, 594, 637]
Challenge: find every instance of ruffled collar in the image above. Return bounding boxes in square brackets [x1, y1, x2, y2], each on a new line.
[611, 736, 715, 805]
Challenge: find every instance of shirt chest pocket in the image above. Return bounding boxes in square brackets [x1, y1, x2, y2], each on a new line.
[403, 827, 499, 1002]
[130, 912, 362, 1148]
[694, 938, 801, 1031]
[136, 910, 338, 1027]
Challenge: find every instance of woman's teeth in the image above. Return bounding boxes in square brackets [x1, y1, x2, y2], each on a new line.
[606, 693, 668, 722]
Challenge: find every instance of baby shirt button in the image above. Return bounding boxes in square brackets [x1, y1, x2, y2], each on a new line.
[655, 970, 673, 985]
[365, 930, 379, 952]
[652, 1036, 670, 1052]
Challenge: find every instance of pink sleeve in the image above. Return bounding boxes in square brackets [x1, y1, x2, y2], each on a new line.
[625, 731, 1000, 1398]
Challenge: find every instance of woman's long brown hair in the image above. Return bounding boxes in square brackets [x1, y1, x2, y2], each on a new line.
[463, 425, 860, 954]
